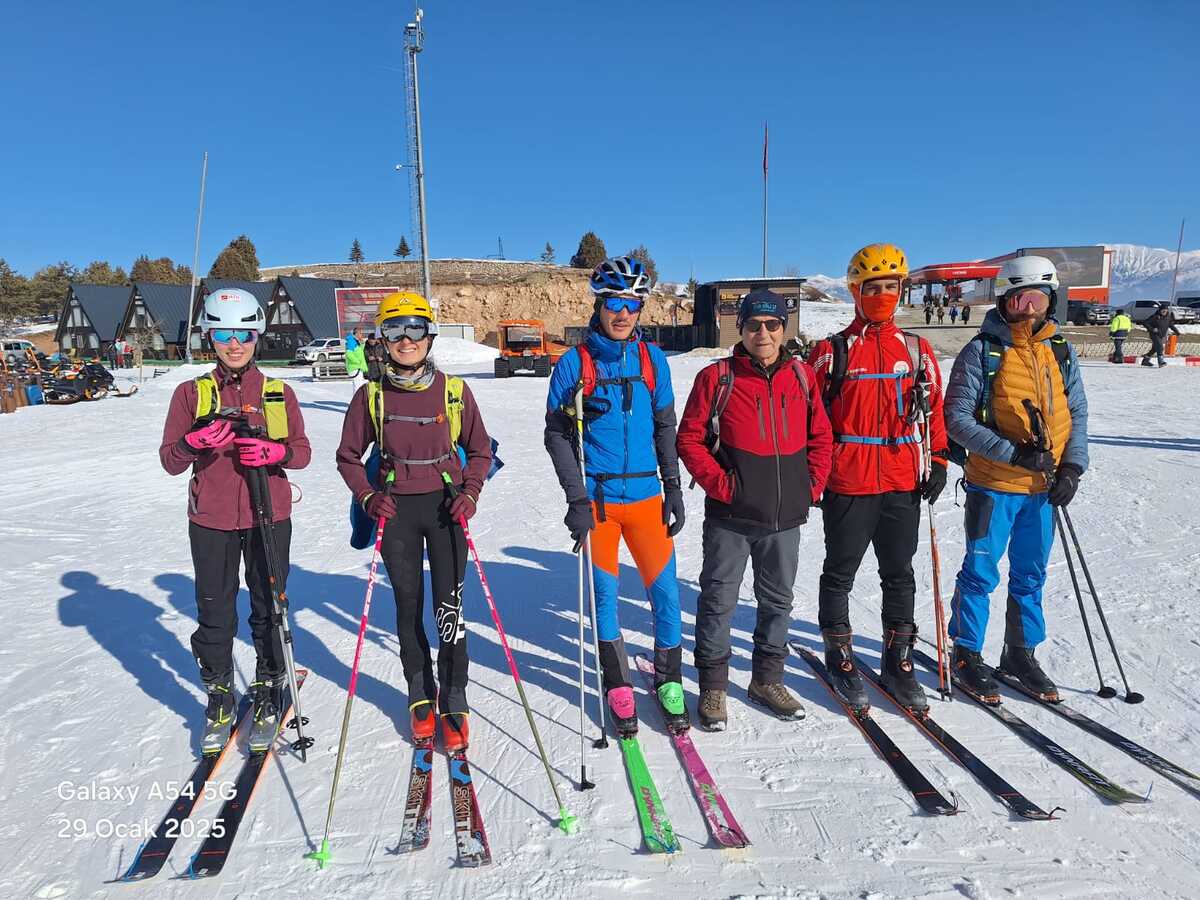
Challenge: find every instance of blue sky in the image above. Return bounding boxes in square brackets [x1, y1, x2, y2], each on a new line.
[2, 1, 1196, 282]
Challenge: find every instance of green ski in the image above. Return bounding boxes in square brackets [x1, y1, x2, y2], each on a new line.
[618, 736, 679, 854]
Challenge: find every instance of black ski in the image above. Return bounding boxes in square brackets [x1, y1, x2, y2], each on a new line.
[790, 642, 958, 816]
[991, 668, 1200, 801]
[185, 670, 308, 879]
[118, 695, 254, 881]
[854, 654, 1060, 820]
[911, 649, 1147, 805]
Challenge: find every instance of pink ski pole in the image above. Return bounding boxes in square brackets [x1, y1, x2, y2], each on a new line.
[441, 473, 579, 835]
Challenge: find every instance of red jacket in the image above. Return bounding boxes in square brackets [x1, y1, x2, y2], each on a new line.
[809, 319, 947, 496]
[677, 346, 833, 530]
[159, 364, 311, 531]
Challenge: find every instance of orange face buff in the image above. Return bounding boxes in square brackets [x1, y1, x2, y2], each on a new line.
[856, 291, 900, 323]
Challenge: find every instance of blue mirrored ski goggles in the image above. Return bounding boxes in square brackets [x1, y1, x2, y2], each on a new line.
[601, 295, 645, 314]
[210, 329, 258, 344]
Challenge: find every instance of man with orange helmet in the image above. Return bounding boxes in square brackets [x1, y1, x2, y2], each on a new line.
[808, 244, 949, 713]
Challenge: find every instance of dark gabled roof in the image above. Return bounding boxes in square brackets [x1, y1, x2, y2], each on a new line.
[193, 278, 277, 328]
[275, 276, 353, 339]
[61, 283, 134, 342]
[131, 282, 193, 343]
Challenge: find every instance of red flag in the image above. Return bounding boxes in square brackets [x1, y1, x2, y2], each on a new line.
[762, 122, 768, 176]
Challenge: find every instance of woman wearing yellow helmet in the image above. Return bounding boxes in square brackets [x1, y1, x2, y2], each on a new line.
[336, 292, 493, 752]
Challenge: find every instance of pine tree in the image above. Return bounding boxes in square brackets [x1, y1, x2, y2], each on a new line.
[350, 239, 364, 263]
[80, 260, 129, 285]
[626, 245, 658, 288]
[130, 256, 189, 284]
[394, 236, 411, 258]
[207, 235, 260, 281]
[540, 242, 556, 264]
[687, 276, 699, 296]
[0, 258, 34, 327]
[569, 231, 607, 269]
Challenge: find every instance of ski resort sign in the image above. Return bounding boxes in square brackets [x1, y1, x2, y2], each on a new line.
[335, 287, 399, 338]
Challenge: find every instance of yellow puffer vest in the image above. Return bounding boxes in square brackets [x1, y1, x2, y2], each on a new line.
[965, 319, 1073, 494]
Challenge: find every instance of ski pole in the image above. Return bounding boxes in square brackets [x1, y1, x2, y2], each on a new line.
[307, 484, 391, 869]
[441, 472, 579, 835]
[245, 459, 311, 762]
[913, 373, 950, 701]
[574, 389, 609, 749]
[1060, 507, 1144, 704]
[1054, 506, 1112, 698]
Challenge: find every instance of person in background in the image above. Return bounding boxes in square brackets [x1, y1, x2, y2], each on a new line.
[677, 289, 833, 728]
[344, 326, 367, 384]
[924, 303, 933, 325]
[962, 304, 971, 325]
[1109, 308, 1132, 363]
[1141, 304, 1180, 368]
[936, 302, 946, 325]
[949, 304, 959, 325]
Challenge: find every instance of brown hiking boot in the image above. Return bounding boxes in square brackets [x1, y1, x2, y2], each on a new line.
[697, 689, 727, 731]
[748, 681, 806, 721]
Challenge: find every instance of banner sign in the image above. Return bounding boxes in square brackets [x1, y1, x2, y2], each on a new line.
[335, 287, 399, 338]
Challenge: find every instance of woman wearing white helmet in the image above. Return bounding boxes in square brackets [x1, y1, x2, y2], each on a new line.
[158, 288, 311, 755]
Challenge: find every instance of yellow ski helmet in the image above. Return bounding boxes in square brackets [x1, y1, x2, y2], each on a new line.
[846, 243, 909, 293]
[375, 291, 436, 328]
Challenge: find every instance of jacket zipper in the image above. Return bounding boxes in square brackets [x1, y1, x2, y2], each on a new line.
[781, 393, 790, 440]
[755, 396, 767, 440]
[766, 375, 783, 529]
[875, 329, 884, 494]
[621, 343, 629, 502]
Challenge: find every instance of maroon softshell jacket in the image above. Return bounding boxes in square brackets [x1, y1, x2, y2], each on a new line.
[159, 365, 311, 531]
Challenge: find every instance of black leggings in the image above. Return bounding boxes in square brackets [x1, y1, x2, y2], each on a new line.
[381, 490, 469, 714]
[190, 519, 289, 686]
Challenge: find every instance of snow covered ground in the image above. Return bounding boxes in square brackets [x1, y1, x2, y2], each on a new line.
[2, 344, 1200, 899]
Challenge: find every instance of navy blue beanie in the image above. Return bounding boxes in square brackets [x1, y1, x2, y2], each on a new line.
[737, 288, 788, 330]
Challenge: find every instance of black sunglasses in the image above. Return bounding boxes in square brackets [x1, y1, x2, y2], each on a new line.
[743, 319, 783, 333]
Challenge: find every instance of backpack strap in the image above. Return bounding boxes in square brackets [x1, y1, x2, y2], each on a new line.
[789, 358, 813, 411]
[194, 373, 219, 421]
[976, 333, 1004, 426]
[823, 333, 849, 408]
[1049, 334, 1072, 395]
[445, 375, 465, 446]
[576, 344, 597, 397]
[638, 341, 656, 395]
[261, 378, 288, 440]
[707, 357, 735, 454]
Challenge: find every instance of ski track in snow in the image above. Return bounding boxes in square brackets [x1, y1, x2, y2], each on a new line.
[2, 338, 1200, 899]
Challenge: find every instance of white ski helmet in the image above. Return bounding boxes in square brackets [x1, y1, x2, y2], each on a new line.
[199, 287, 266, 334]
[992, 255, 1060, 302]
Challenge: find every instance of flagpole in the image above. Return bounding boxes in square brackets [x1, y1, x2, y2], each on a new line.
[762, 122, 768, 278]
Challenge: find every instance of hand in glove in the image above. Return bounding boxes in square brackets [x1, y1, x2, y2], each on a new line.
[564, 499, 595, 544]
[921, 461, 948, 504]
[361, 491, 397, 522]
[448, 492, 477, 523]
[661, 477, 686, 538]
[1010, 443, 1054, 475]
[233, 437, 289, 467]
[1047, 463, 1082, 507]
[183, 418, 234, 452]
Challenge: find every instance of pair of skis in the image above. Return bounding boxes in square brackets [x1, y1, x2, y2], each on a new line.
[118, 672, 307, 882]
[392, 738, 491, 867]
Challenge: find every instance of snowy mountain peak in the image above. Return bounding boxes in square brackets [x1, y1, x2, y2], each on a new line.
[1108, 243, 1200, 301]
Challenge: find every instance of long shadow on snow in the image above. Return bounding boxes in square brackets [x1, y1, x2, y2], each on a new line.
[1089, 433, 1200, 453]
[298, 399, 351, 415]
[56, 571, 204, 734]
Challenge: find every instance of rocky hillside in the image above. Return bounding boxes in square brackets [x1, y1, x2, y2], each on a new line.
[259, 259, 689, 342]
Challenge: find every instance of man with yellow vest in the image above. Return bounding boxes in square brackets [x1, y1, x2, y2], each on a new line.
[159, 288, 311, 754]
[944, 256, 1089, 703]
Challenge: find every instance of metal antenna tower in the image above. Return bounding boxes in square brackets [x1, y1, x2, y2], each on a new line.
[401, 9, 432, 300]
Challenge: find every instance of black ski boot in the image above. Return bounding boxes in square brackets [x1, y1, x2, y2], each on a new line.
[880, 624, 929, 714]
[201, 679, 236, 756]
[248, 675, 284, 752]
[998, 644, 1060, 703]
[821, 627, 869, 712]
[951, 644, 1000, 704]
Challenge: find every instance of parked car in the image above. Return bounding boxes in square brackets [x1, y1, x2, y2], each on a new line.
[1171, 301, 1199, 324]
[294, 338, 345, 363]
[1121, 300, 1193, 325]
[1066, 301, 1113, 325]
[2, 339, 35, 366]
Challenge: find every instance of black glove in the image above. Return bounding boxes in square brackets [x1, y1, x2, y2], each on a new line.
[1010, 443, 1054, 475]
[564, 499, 595, 544]
[661, 476, 686, 538]
[1048, 463, 1082, 507]
[921, 461, 948, 504]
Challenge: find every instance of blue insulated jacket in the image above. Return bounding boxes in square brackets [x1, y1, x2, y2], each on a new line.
[545, 326, 678, 505]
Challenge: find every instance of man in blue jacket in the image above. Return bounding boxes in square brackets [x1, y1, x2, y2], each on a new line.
[544, 256, 688, 735]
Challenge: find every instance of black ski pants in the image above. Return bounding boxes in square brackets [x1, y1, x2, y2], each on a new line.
[381, 490, 469, 714]
[694, 517, 801, 690]
[818, 490, 920, 632]
[190, 519, 289, 687]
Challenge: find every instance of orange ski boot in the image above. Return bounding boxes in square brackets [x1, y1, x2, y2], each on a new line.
[441, 712, 470, 753]
[410, 700, 436, 743]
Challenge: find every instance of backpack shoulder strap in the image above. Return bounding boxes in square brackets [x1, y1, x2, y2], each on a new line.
[261, 378, 289, 440]
[709, 358, 735, 449]
[575, 344, 597, 397]
[823, 333, 849, 407]
[789, 358, 813, 409]
[638, 341, 656, 394]
[901, 331, 923, 380]
[1049, 334, 1072, 395]
[193, 373, 219, 421]
[444, 375, 465, 445]
[367, 380, 385, 451]
[976, 332, 1004, 425]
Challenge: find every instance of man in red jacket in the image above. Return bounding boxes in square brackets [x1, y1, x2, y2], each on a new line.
[159, 288, 311, 755]
[678, 289, 833, 729]
[808, 244, 948, 713]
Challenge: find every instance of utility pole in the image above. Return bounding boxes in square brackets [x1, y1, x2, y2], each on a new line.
[762, 122, 769, 278]
[186, 151, 208, 364]
[404, 9, 432, 302]
[1168, 218, 1187, 306]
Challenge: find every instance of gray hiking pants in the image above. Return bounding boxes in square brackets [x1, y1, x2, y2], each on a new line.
[694, 517, 801, 690]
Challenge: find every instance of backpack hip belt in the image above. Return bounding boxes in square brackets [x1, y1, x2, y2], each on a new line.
[590, 471, 658, 521]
